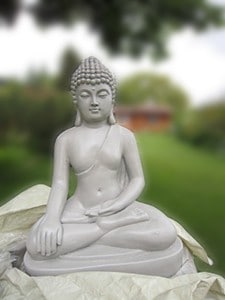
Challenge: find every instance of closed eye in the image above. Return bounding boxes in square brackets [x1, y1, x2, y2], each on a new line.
[98, 93, 108, 99]
[97, 89, 110, 99]
[80, 92, 90, 98]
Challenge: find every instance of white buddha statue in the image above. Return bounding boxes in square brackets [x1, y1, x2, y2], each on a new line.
[24, 57, 185, 276]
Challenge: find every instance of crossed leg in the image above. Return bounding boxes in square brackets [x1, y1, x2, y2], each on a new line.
[97, 202, 177, 251]
[26, 201, 177, 260]
[26, 201, 150, 260]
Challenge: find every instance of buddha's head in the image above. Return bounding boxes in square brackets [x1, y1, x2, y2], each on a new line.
[71, 57, 117, 126]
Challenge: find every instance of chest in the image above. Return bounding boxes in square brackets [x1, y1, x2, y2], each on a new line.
[68, 127, 122, 174]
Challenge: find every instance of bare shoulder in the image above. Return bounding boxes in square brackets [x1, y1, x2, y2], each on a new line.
[119, 125, 136, 140]
[55, 127, 77, 147]
[118, 125, 137, 150]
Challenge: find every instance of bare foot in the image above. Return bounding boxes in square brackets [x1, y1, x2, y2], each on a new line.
[97, 207, 149, 231]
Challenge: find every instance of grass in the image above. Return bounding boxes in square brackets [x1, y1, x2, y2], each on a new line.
[136, 133, 225, 276]
[0, 134, 225, 276]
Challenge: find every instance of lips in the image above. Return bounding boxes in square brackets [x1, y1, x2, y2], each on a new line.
[89, 108, 100, 113]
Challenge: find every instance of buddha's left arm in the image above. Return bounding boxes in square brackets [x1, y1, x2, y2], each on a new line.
[117, 129, 145, 206]
[99, 128, 145, 215]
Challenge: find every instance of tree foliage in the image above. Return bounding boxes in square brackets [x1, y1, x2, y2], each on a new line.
[0, 0, 224, 58]
[57, 48, 80, 91]
[177, 100, 225, 153]
[0, 81, 74, 153]
[0, 0, 19, 24]
[118, 73, 189, 113]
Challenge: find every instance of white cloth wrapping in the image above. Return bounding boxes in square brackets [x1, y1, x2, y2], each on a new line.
[0, 185, 224, 300]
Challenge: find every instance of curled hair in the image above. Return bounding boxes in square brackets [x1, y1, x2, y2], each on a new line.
[70, 56, 117, 103]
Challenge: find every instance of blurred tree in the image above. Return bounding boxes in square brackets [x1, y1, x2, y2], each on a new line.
[178, 100, 225, 153]
[118, 73, 189, 113]
[25, 88, 74, 152]
[57, 48, 80, 91]
[1, 0, 224, 58]
[0, 0, 19, 24]
[0, 82, 74, 153]
[26, 69, 55, 88]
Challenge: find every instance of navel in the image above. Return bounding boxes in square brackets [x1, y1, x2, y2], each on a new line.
[97, 187, 102, 195]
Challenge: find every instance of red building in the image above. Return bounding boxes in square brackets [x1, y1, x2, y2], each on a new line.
[115, 102, 172, 132]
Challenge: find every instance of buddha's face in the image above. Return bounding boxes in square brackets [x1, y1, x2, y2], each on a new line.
[76, 83, 113, 124]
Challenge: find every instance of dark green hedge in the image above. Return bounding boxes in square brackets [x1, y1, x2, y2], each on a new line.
[177, 101, 225, 154]
[0, 82, 74, 153]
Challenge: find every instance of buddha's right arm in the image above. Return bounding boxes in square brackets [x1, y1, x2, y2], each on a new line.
[45, 134, 69, 222]
[35, 134, 69, 255]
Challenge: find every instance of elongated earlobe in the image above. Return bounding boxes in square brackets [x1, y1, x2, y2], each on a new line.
[108, 109, 116, 125]
[74, 110, 82, 126]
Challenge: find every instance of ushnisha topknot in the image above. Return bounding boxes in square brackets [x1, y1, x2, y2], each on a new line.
[70, 56, 117, 103]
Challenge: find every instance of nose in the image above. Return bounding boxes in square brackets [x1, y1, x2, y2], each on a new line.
[91, 95, 99, 106]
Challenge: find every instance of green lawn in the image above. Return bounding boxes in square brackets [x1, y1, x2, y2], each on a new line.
[136, 133, 225, 276]
[0, 133, 225, 276]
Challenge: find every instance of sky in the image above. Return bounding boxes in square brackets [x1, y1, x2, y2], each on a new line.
[0, 3, 225, 107]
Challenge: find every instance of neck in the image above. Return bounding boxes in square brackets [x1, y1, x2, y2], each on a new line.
[82, 120, 109, 129]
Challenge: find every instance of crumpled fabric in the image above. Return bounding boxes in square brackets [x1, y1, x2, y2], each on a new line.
[1, 268, 225, 300]
[0, 185, 225, 300]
